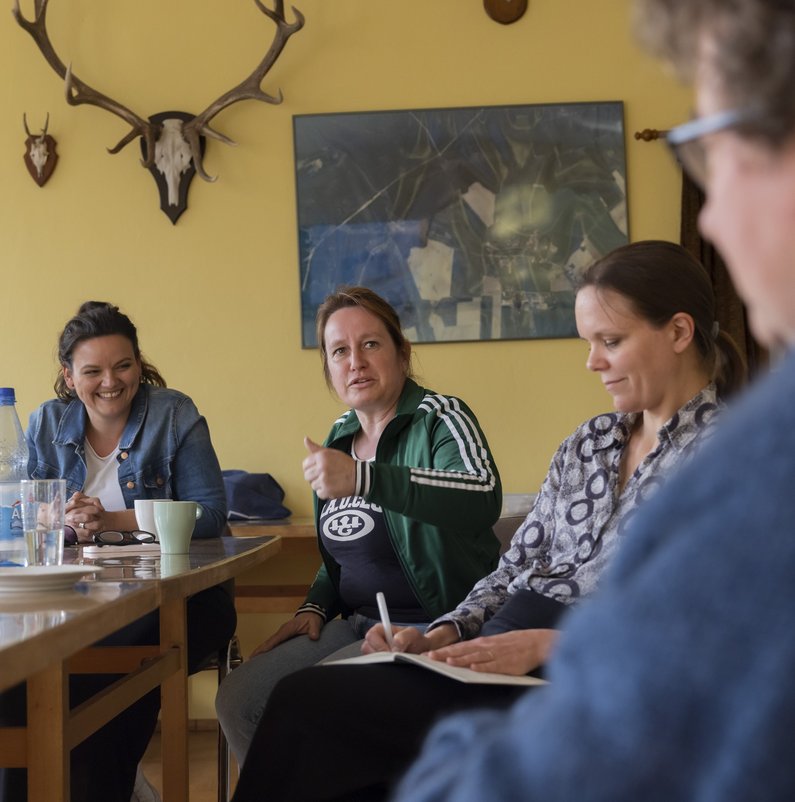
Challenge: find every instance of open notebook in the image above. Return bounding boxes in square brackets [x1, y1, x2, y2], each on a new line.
[326, 651, 546, 687]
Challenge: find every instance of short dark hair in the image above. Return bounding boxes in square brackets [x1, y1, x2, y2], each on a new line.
[55, 301, 166, 399]
[315, 286, 412, 388]
[634, 0, 795, 146]
[579, 240, 746, 397]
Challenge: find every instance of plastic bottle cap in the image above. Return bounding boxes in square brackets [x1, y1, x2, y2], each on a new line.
[0, 388, 16, 405]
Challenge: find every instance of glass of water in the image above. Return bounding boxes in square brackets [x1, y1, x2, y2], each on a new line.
[20, 479, 66, 566]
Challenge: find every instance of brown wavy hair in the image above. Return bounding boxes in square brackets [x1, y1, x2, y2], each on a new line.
[54, 301, 166, 400]
[315, 286, 412, 389]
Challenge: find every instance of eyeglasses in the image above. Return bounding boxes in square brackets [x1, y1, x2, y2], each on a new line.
[93, 530, 157, 546]
[666, 108, 764, 189]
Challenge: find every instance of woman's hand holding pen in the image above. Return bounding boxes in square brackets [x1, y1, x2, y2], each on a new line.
[363, 622, 559, 675]
[362, 622, 459, 655]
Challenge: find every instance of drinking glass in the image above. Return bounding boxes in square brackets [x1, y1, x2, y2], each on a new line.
[20, 479, 66, 566]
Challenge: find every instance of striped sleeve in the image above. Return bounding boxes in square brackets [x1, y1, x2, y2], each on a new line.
[411, 394, 498, 492]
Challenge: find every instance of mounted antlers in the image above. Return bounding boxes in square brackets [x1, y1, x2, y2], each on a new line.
[23, 111, 58, 186]
[182, 0, 304, 181]
[12, 0, 305, 220]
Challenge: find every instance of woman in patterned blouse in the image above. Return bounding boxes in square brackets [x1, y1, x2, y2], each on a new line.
[230, 240, 747, 802]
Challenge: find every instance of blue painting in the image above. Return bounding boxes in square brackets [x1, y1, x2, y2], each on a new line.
[294, 102, 628, 346]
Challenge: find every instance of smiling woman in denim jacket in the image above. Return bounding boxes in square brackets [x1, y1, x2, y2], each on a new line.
[27, 301, 227, 540]
[0, 301, 236, 802]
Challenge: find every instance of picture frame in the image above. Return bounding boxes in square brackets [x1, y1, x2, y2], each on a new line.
[294, 101, 629, 347]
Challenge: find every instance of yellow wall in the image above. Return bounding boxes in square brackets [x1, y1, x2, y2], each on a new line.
[0, 0, 690, 516]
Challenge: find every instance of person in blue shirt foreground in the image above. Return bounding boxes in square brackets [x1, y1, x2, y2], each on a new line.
[387, 1, 795, 800]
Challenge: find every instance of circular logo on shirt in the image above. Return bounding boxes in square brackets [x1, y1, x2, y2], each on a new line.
[322, 510, 375, 541]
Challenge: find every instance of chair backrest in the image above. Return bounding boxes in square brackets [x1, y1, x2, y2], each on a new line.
[493, 493, 537, 556]
[493, 515, 526, 556]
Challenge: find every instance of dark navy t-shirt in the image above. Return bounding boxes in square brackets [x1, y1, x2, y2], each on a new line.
[319, 495, 425, 622]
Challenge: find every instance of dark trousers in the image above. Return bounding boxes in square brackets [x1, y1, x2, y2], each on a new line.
[0, 583, 237, 802]
[232, 663, 527, 802]
[232, 590, 568, 802]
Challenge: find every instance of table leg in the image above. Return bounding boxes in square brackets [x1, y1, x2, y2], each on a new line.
[160, 595, 189, 802]
[27, 661, 69, 802]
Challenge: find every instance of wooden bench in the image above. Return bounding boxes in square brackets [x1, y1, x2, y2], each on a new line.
[229, 519, 317, 613]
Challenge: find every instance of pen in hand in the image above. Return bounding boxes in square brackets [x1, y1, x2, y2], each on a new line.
[376, 591, 395, 651]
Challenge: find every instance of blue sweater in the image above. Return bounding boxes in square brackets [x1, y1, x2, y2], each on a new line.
[395, 352, 795, 802]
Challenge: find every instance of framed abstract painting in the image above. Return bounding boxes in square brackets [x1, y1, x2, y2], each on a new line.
[294, 101, 629, 346]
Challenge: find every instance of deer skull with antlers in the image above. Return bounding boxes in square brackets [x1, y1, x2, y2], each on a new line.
[23, 112, 58, 186]
[13, 0, 304, 223]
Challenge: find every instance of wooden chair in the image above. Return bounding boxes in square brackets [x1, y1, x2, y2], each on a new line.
[199, 527, 245, 802]
[198, 635, 244, 802]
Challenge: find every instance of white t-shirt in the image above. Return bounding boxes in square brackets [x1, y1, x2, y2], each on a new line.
[82, 441, 126, 512]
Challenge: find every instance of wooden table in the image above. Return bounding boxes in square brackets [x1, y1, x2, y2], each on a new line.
[0, 535, 281, 802]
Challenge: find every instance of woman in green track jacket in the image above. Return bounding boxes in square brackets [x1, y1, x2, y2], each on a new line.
[216, 286, 501, 764]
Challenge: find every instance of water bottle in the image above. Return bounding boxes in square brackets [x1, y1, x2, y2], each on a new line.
[0, 387, 30, 566]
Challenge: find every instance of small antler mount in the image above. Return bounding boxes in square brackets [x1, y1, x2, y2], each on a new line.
[23, 112, 58, 186]
[13, 0, 305, 223]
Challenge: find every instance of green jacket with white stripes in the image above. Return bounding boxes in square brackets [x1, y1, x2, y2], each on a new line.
[300, 378, 502, 623]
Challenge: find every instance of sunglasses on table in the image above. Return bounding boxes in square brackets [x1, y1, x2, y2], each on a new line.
[92, 530, 158, 546]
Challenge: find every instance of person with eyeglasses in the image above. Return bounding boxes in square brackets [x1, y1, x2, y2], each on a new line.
[0, 301, 236, 802]
[382, 2, 795, 801]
